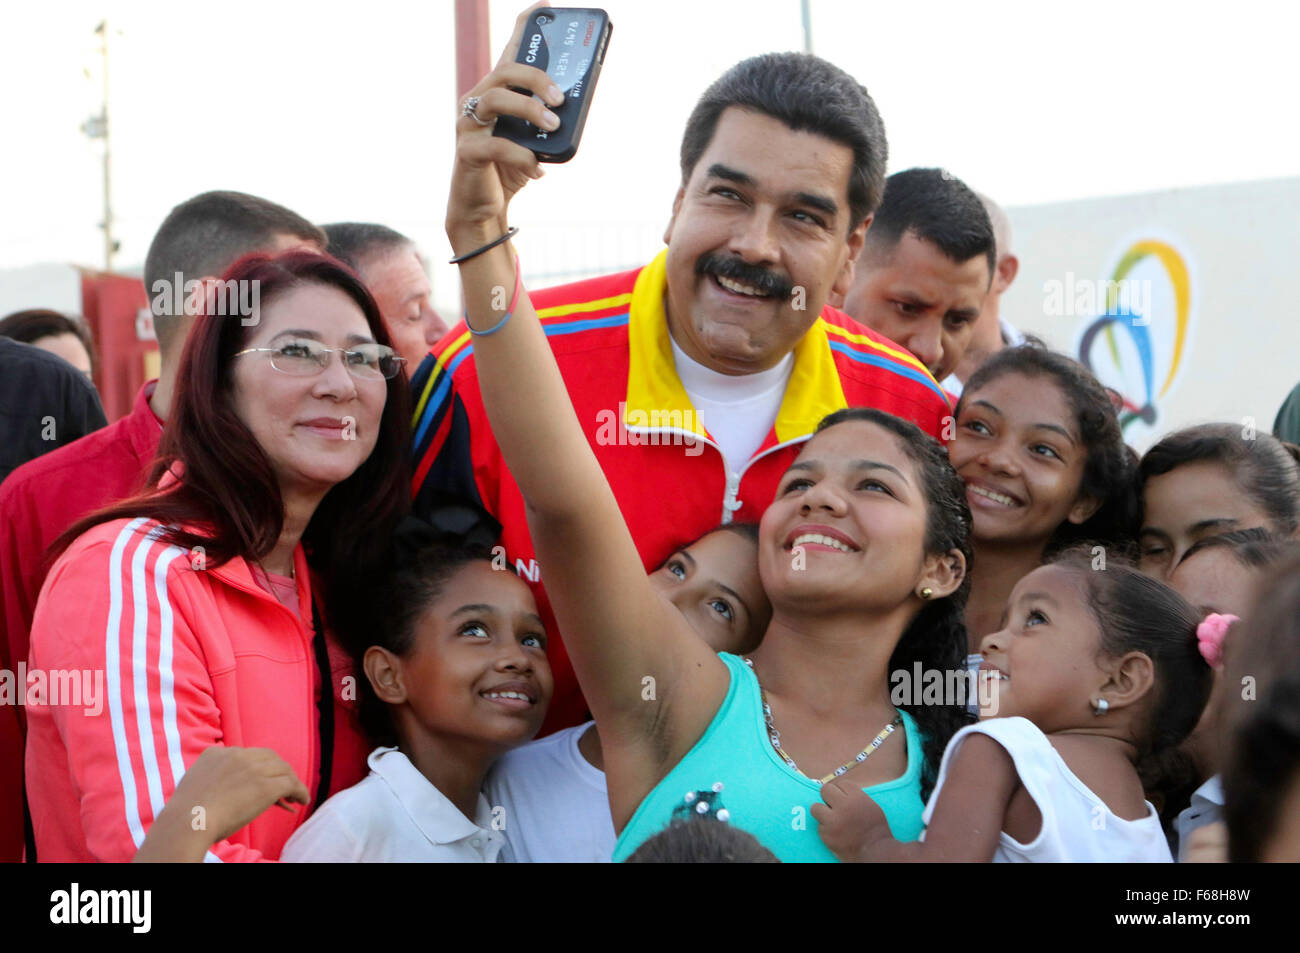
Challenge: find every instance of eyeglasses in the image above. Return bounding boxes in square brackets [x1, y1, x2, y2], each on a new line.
[234, 339, 405, 381]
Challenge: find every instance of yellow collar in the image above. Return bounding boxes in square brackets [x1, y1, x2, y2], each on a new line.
[626, 249, 848, 444]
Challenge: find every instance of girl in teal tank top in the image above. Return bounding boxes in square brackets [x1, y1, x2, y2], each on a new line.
[450, 137, 976, 864]
[614, 653, 926, 862]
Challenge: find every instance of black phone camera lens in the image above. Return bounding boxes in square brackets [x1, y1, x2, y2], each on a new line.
[536, 14, 552, 25]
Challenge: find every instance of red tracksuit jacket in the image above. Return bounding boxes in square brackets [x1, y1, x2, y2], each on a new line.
[24, 517, 367, 862]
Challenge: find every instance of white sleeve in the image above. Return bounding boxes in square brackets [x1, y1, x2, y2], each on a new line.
[279, 803, 363, 863]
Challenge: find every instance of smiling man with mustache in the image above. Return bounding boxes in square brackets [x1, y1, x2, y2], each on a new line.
[412, 38, 953, 733]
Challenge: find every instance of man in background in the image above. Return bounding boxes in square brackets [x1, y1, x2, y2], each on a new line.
[946, 192, 1022, 394]
[323, 222, 450, 371]
[0, 338, 104, 484]
[838, 167, 995, 388]
[0, 190, 325, 862]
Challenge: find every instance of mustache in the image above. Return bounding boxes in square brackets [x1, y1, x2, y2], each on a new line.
[695, 253, 795, 299]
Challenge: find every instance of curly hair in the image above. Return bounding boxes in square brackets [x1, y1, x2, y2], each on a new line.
[960, 346, 1140, 554]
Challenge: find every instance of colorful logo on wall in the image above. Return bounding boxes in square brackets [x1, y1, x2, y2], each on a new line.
[1074, 238, 1194, 436]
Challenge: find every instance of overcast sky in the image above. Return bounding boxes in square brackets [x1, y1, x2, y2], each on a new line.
[4, 0, 1297, 313]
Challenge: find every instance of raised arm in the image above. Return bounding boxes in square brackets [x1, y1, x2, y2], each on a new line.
[445, 4, 728, 826]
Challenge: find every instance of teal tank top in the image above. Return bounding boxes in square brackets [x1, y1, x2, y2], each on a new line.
[612, 652, 926, 862]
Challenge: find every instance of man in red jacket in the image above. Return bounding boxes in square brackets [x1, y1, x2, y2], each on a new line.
[412, 52, 953, 733]
[0, 191, 325, 862]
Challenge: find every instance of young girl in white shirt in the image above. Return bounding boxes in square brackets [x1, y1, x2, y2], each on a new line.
[281, 532, 552, 862]
[815, 552, 1212, 862]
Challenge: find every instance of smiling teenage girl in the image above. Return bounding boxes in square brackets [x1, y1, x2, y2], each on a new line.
[949, 346, 1138, 648]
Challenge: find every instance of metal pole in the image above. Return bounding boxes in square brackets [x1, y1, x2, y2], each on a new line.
[801, 0, 813, 54]
[455, 0, 492, 100]
[95, 20, 115, 272]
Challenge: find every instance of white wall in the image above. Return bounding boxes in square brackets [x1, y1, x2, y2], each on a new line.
[1001, 177, 1300, 450]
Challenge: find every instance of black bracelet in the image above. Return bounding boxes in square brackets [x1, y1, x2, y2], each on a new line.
[448, 226, 519, 265]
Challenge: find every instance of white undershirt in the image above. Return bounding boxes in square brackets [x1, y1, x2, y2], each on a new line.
[670, 334, 793, 473]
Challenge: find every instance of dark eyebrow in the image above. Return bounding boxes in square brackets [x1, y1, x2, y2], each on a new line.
[785, 458, 911, 487]
[1138, 527, 1172, 541]
[1018, 591, 1060, 608]
[971, 399, 1003, 417]
[1190, 517, 1238, 535]
[1032, 423, 1078, 446]
[269, 329, 374, 346]
[850, 458, 911, 486]
[450, 603, 496, 618]
[792, 191, 839, 218]
[705, 164, 838, 219]
[706, 163, 754, 188]
[523, 613, 545, 629]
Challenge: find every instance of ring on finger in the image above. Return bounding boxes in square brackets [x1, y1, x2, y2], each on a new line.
[461, 96, 493, 127]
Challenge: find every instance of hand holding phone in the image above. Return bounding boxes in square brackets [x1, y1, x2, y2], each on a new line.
[492, 8, 612, 163]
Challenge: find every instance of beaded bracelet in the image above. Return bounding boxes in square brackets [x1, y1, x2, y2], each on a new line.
[448, 226, 519, 265]
[466, 251, 523, 337]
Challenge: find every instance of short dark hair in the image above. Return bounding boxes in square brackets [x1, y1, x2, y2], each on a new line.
[679, 52, 887, 231]
[959, 345, 1140, 554]
[624, 819, 780, 863]
[143, 191, 325, 352]
[1140, 423, 1300, 536]
[321, 222, 413, 273]
[864, 168, 996, 279]
[0, 309, 96, 373]
[1223, 550, 1300, 861]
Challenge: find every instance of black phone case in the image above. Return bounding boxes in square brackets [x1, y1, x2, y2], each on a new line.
[491, 7, 612, 163]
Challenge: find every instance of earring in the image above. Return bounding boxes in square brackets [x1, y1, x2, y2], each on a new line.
[918, 587, 933, 600]
[1093, 697, 1109, 716]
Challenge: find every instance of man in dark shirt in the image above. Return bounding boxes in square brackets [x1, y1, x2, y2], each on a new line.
[0, 336, 106, 484]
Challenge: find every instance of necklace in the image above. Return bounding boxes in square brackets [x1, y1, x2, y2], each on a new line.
[743, 657, 902, 786]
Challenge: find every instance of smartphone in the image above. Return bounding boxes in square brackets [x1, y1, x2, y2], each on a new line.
[492, 7, 612, 163]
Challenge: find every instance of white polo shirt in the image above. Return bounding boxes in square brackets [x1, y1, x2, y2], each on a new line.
[281, 746, 505, 862]
[484, 721, 615, 863]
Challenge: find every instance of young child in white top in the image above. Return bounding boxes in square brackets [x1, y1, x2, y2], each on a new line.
[484, 524, 770, 862]
[815, 553, 1214, 862]
[282, 533, 553, 862]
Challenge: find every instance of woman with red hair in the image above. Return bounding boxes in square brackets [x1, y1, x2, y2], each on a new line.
[25, 250, 411, 862]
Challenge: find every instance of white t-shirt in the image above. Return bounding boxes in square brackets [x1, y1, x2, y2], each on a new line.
[922, 717, 1172, 862]
[1174, 774, 1223, 863]
[670, 334, 793, 473]
[483, 721, 615, 863]
[281, 746, 505, 862]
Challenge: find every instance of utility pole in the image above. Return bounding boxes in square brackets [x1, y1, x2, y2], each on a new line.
[801, 0, 813, 53]
[81, 20, 116, 271]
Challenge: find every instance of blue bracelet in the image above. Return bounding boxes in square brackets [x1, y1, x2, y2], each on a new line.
[466, 251, 523, 336]
[466, 308, 512, 336]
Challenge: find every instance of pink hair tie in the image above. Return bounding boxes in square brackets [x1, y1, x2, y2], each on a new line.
[1196, 613, 1238, 670]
